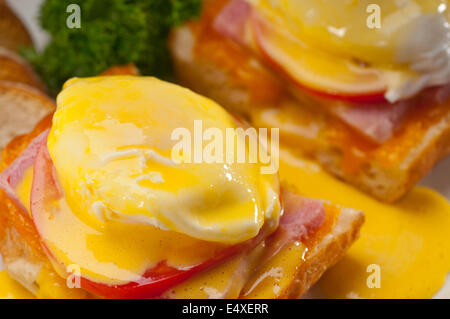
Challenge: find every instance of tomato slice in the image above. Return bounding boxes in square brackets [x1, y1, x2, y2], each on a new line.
[30, 138, 251, 299]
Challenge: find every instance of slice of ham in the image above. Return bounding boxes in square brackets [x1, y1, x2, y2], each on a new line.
[287, 83, 418, 143]
[279, 190, 326, 242]
[323, 84, 450, 143]
[0, 129, 49, 212]
[260, 190, 325, 260]
[213, 0, 251, 46]
[327, 99, 413, 144]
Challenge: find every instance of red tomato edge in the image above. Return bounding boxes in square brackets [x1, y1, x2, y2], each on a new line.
[250, 12, 388, 104]
[30, 138, 249, 299]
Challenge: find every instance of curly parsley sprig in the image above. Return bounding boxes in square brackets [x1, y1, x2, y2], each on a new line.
[23, 0, 201, 96]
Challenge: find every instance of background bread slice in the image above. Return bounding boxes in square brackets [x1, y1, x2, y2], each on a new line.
[0, 47, 45, 91]
[0, 0, 33, 52]
[163, 203, 363, 299]
[169, 25, 450, 202]
[0, 81, 54, 150]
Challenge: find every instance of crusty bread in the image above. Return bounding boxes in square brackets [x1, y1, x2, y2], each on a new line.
[0, 117, 364, 299]
[0, 0, 33, 52]
[0, 47, 45, 91]
[0, 81, 55, 150]
[169, 23, 450, 202]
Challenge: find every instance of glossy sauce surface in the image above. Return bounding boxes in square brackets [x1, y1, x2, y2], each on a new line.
[49, 76, 280, 244]
[280, 150, 450, 298]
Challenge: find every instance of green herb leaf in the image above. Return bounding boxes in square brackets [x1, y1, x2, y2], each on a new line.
[24, 0, 201, 96]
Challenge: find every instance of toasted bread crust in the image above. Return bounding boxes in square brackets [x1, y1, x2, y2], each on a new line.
[0, 47, 45, 91]
[0, 81, 55, 149]
[0, 117, 364, 299]
[169, 22, 450, 202]
[0, 1, 33, 52]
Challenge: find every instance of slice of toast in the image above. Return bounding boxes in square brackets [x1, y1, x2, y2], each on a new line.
[0, 47, 45, 91]
[169, 21, 450, 203]
[0, 1, 33, 52]
[0, 81, 55, 150]
[0, 117, 364, 299]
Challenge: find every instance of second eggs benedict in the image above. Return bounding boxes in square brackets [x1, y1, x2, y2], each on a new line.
[170, 0, 450, 202]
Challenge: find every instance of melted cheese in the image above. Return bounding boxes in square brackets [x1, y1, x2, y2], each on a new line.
[279, 150, 450, 298]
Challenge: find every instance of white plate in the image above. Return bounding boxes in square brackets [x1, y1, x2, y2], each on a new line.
[3, 0, 450, 299]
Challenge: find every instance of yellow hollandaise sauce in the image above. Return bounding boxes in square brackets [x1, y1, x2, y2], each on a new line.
[279, 150, 450, 299]
[0, 271, 34, 299]
[49, 76, 280, 246]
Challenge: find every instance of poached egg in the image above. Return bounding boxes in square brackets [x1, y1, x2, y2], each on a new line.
[248, 0, 450, 102]
[48, 76, 280, 244]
